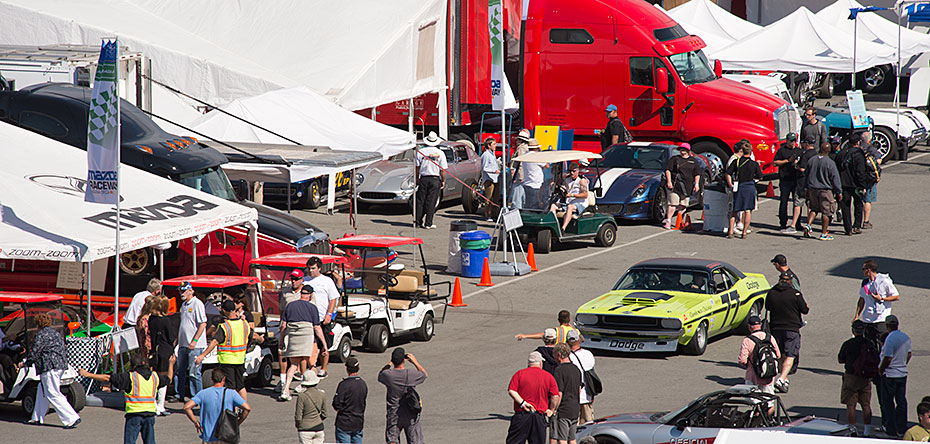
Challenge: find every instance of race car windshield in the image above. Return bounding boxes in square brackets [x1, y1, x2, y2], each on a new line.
[598, 145, 668, 169]
[668, 50, 715, 85]
[614, 269, 710, 293]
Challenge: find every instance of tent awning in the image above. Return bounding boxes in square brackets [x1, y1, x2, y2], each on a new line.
[817, 0, 930, 59]
[666, 0, 762, 45]
[214, 143, 383, 183]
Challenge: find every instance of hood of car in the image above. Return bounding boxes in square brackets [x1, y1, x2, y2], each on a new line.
[590, 411, 662, 425]
[785, 417, 856, 436]
[586, 168, 659, 201]
[357, 160, 413, 192]
[578, 290, 704, 318]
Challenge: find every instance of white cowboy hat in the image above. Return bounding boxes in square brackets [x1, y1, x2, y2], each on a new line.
[423, 131, 443, 147]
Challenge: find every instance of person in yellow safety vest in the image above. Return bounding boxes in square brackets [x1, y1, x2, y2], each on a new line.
[196, 299, 253, 402]
[514, 310, 585, 344]
[80, 353, 169, 444]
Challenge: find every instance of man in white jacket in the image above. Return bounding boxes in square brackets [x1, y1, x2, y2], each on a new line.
[854, 259, 900, 344]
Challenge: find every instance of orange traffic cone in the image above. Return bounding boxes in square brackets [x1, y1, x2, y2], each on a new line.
[449, 277, 467, 307]
[765, 181, 776, 198]
[674, 212, 683, 230]
[527, 242, 539, 272]
[683, 215, 693, 232]
[700, 211, 704, 220]
[477, 257, 494, 287]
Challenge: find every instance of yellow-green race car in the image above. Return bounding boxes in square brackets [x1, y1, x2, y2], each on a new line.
[575, 258, 770, 355]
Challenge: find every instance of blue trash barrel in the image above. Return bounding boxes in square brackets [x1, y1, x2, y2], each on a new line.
[459, 230, 491, 278]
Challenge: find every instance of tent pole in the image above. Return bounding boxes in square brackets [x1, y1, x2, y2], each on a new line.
[852, 17, 858, 90]
[897, 10, 902, 136]
[193, 240, 197, 275]
[352, 167, 358, 235]
[410, 98, 417, 245]
[499, 9, 508, 265]
[86, 263, 92, 336]
[159, 249, 164, 281]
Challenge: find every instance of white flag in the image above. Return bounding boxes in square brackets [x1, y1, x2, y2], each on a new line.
[489, 0, 504, 111]
[85, 40, 120, 204]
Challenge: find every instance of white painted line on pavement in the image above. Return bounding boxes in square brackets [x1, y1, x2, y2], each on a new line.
[882, 151, 928, 168]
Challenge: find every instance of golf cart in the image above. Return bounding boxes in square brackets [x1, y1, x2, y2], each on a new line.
[161, 276, 276, 387]
[330, 235, 451, 353]
[247, 252, 354, 363]
[513, 150, 617, 253]
[0, 292, 86, 415]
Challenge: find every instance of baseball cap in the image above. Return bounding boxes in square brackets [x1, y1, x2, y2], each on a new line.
[786, 132, 798, 142]
[391, 347, 406, 366]
[770, 254, 787, 266]
[301, 370, 320, 386]
[678, 143, 691, 151]
[885, 314, 899, 326]
[803, 137, 817, 145]
[851, 320, 866, 334]
[779, 271, 793, 282]
[300, 285, 314, 295]
[290, 269, 304, 279]
[179, 281, 193, 292]
[605, 104, 617, 112]
[566, 329, 581, 343]
[543, 328, 558, 340]
[345, 357, 360, 372]
[528, 351, 544, 365]
[221, 299, 237, 312]
[748, 315, 763, 325]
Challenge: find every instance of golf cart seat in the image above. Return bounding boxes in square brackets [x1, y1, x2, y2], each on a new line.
[361, 269, 439, 297]
[555, 192, 598, 219]
[335, 306, 356, 319]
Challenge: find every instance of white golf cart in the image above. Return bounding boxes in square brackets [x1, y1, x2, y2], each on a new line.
[331, 235, 451, 353]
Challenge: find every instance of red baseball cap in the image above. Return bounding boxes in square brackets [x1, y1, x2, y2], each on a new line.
[290, 269, 304, 279]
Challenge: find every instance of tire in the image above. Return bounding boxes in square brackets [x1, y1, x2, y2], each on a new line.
[832, 73, 852, 93]
[682, 321, 708, 356]
[414, 313, 434, 341]
[594, 223, 616, 247]
[365, 323, 389, 353]
[299, 180, 322, 209]
[860, 65, 893, 93]
[332, 335, 351, 363]
[119, 248, 153, 276]
[250, 356, 274, 388]
[462, 181, 480, 214]
[62, 381, 86, 412]
[816, 73, 834, 98]
[738, 300, 764, 335]
[21, 382, 39, 416]
[536, 230, 552, 254]
[692, 142, 729, 183]
[651, 186, 667, 222]
[872, 127, 897, 163]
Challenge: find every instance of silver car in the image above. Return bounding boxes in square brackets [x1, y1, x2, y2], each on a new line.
[354, 141, 481, 211]
[577, 385, 855, 443]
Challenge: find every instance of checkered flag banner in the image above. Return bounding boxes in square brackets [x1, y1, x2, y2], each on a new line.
[85, 39, 120, 204]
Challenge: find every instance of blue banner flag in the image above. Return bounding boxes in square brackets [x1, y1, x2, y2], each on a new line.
[85, 40, 120, 204]
[848, 6, 889, 20]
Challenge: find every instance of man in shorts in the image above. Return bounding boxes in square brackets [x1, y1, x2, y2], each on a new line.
[838, 320, 876, 436]
[549, 163, 589, 233]
[664, 144, 701, 230]
[551, 343, 581, 444]
[805, 143, 842, 240]
[791, 138, 819, 234]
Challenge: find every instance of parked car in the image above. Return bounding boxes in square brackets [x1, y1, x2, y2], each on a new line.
[354, 141, 481, 212]
[576, 385, 856, 443]
[817, 103, 928, 162]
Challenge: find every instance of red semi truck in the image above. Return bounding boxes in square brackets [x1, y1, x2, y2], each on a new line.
[361, 0, 791, 174]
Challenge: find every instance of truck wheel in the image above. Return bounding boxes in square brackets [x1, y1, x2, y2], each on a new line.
[681, 321, 708, 356]
[21, 382, 40, 416]
[872, 127, 897, 163]
[651, 187, 667, 222]
[832, 73, 852, 93]
[462, 181, 480, 214]
[119, 248, 153, 276]
[366, 324, 389, 353]
[414, 313, 434, 341]
[536, 230, 552, 254]
[860, 65, 892, 93]
[249, 356, 274, 388]
[332, 335, 351, 363]
[299, 180, 322, 209]
[594, 223, 616, 247]
[63, 381, 86, 412]
[692, 142, 728, 182]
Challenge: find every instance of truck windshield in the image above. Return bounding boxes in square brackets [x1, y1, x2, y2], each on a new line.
[668, 50, 716, 85]
[176, 166, 237, 201]
[598, 145, 668, 170]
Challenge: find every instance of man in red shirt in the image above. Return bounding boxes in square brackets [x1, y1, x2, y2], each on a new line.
[507, 351, 560, 444]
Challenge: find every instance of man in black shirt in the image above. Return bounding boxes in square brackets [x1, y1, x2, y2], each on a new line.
[773, 133, 802, 233]
[332, 357, 367, 443]
[551, 343, 581, 444]
[664, 144, 701, 230]
[836, 134, 869, 235]
[600, 104, 629, 149]
[838, 320, 876, 436]
[765, 271, 809, 394]
[791, 138, 820, 233]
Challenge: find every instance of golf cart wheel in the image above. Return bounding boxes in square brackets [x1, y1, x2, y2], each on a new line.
[21, 382, 40, 416]
[681, 321, 708, 356]
[594, 223, 616, 247]
[535, 230, 552, 254]
[366, 323, 389, 353]
[64, 381, 86, 412]
[250, 356, 274, 388]
[331, 335, 351, 363]
[119, 248, 153, 276]
[414, 313, 434, 341]
[462, 181, 481, 214]
[300, 180, 322, 209]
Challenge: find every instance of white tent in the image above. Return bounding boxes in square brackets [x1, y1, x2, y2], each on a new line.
[816, 0, 930, 59]
[0, 121, 258, 263]
[190, 87, 415, 160]
[667, 0, 762, 44]
[0, 0, 447, 112]
[715, 7, 898, 72]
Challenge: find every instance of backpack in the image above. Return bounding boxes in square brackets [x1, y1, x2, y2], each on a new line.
[401, 372, 422, 414]
[851, 340, 880, 379]
[747, 333, 779, 379]
[863, 152, 881, 185]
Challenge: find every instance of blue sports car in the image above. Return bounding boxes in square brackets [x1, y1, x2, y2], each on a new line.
[586, 143, 719, 222]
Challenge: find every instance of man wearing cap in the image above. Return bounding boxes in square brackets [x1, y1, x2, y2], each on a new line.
[176, 281, 207, 402]
[277, 269, 306, 393]
[520, 138, 549, 210]
[415, 131, 448, 230]
[790, 138, 819, 234]
[511, 129, 532, 209]
[774, 133, 803, 233]
[196, 299, 254, 401]
[801, 107, 828, 148]
[838, 320, 876, 436]
[566, 330, 596, 425]
[507, 351, 559, 444]
[738, 316, 780, 397]
[279, 285, 326, 402]
[550, 162, 589, 232]
[379, 347, 428, 444]
[765, 271, 809, 393]
[295, 370, 328, 444]
[600, 104, 629, 149]
[332, 357, 367, 444]
[770, 254, 800, 291]
[664, 144, 701, 230]
[481, 137, 502, 221]
[855, 259, 900, 344]
[878, 315, 911, 438]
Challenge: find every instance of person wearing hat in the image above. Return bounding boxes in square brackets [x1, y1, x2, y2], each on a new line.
[332, 357, 368, 443]
[838, 320, 876, 436]
[663, 143, 701, 230]
[415, 131, 448, 229]
[738, 315, 780, 397]
[196, 299, 254, 401]
[379, 347, 428, 444]
[600, 104, 630, 149]
[878, 314, 911, 438]
[510, 128, 533, 209]
[774, 132, 803, 233]
[295, 370, 328, 444]
[507, 351, 559, 444]
[770, 254, 800, 291]
[176, 281, 207, 402]
[277, 269, 306, 393]
[764, 270, 809, 393]
[801, 106, 828, 148]
[549, 162, 590, 232]
[519, 137, 548, 210]
[790, 138, 820, 235]
[481, 136, 502, 221]
[279, 285, 326, 402]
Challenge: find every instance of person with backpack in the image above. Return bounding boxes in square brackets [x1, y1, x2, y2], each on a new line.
[859, 131, 882, 230]
[379, 347, 428, 444]
[737, 315, 780, 406]
[838, 320, 878, 436]
[600, 104, 631, 149]
[765, 271, 809, 394]
[835, 133, 870, 235]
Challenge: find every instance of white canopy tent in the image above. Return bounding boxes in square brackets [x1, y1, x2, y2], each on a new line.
[666, 0, 762, 56]
[817, 0, 930, 59]
[715, 7, 898, 72]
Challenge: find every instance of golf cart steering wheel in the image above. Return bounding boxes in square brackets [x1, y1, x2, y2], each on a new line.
[378, 273, 398, 288]
[547, 185, 566, 208]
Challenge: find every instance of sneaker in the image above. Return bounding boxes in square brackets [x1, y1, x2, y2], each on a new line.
[778, 227, 791, 233]
[819, 234, 834, 241]
[663, 220, 671, 230]
[851, 227, 862, 235]
[278, 393, 291, 402]
[64, 418, 81, 429]
[274, 381, 284, 393]
[426, 224, 437, 229]
[293, 385, 307, 394]
[802, 225, 813, 238]
[26, 420, 40, 425]
[783, 227, 797, 234]
[317, 370, 328, 378]
[861, 221, 873, 229]
[485, 218, 494, 222]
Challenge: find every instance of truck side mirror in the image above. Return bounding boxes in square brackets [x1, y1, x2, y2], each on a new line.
[232, 179, 250, 201]
[656, 68, 669, 94]
[714, 59, 723, 78]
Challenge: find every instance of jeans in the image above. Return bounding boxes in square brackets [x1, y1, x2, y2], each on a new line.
[840, 187, 864, 233]
[523, 186, 540, 210]
[878, 375, 907, 436]
[334, 427, 364, 443]
[175, 347, 203, 399]
[511, 183, 526, 209]
[778, 179, 796, 228]
[124, 415, 156, 444]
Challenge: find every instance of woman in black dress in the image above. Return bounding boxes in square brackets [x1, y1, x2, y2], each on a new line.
[147, 296, 176, 415]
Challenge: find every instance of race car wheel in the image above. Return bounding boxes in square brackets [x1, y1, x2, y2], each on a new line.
[462, 181, 481, 214]
[536, 230, 552, 254]
[414, 313, 434, 341]
[250, 356, 274, 387]
[682, 321, 708, 356]
[332, 335, 351, 363]
[739, 300, 764, 335]
[872, 127, 896, 162]
[63, 381, 86, 412]
[651, 187, 667, 222]
[21, 382, 40, 416]
[594, 223, 616, 247]
[119, 248, 153, 276]
[299, 180, 322, 209]
[366, 323, 389, 353]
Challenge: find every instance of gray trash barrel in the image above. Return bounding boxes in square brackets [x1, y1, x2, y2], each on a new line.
[447, 220, 478, 273]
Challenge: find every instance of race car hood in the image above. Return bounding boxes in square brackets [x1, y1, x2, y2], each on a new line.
[587, 168, 659, 201]
[785, 416, 857, 436]
[579, 290, 705, 318]
[357, 160, 413, 193]
[591, 411, 662, 425]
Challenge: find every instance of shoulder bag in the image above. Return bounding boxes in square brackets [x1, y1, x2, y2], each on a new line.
[214, 388, 241, 444]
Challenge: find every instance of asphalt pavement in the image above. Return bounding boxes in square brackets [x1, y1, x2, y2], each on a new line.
[3, 148, 929, 443]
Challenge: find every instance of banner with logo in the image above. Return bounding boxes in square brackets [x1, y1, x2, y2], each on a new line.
[85, 40, 120, 204]
[489, 0, 504, 111]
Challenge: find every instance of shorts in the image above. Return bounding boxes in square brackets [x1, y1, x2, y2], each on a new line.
[793, 187, 807, 208]
[219, 363, 246, 391]
[862, 184, 877, 203]
[315, 322, 334, 350]
[772, 330, 801, 358]
[809, 188, 837, 215]
[548, 415, 577, 441]
[579, 403, 594, 425]
[746, 380, 776, 408]
[841, 373, 872, 405]
[668, 192, 690, 207]
[559, 201, 587, 215]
